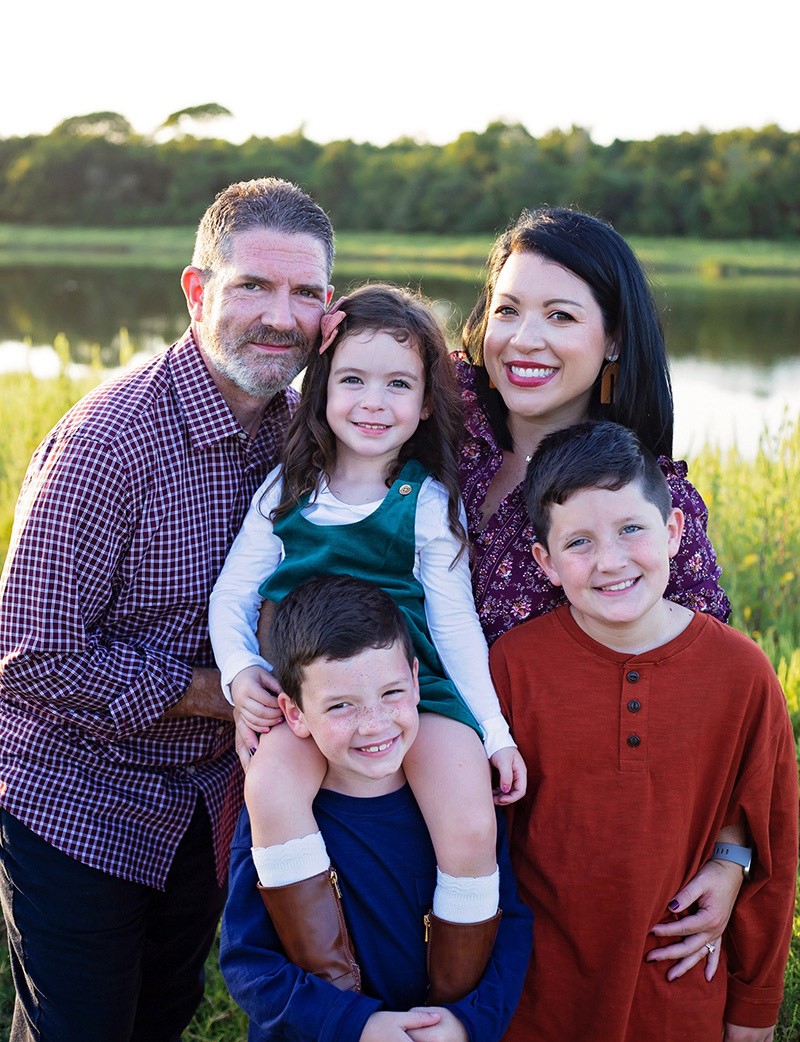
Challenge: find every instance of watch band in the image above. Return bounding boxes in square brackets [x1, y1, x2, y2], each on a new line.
[711, 842, 752, 877]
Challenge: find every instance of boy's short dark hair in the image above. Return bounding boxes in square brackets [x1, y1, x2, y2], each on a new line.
[270, 576, 415, 706]
[524, 420, 672, 549]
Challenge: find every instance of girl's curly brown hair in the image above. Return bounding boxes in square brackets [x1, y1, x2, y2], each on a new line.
[267, 283, 466, 551]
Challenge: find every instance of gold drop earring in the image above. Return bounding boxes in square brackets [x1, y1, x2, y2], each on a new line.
[600, 354, 619, 405]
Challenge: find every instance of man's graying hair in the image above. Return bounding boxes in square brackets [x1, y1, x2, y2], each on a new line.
[192, 177, 335, 279]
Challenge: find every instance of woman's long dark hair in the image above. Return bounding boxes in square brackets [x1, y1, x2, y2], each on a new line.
[462, 207, 674, 457]
[269, 283, 467, 548]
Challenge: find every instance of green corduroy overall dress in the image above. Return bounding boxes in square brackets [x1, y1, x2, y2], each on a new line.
[259, 459, 480, 735]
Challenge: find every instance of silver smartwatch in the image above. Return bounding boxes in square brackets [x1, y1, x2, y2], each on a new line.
[711, 842, 752, 878]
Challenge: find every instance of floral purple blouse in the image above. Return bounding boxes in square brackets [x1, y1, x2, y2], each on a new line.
[455, 361, 732, 646]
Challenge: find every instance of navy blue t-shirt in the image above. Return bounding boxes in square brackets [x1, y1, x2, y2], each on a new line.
[221, 783, 532, 1042]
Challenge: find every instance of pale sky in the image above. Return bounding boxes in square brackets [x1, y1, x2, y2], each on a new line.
[5, 0, 798, 147]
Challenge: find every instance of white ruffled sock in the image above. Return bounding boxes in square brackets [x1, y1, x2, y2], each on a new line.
[432, 866, 500, 923]
[251, 831, 331, 888]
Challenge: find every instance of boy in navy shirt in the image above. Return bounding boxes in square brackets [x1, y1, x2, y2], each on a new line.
[220, 575, 532, 1042]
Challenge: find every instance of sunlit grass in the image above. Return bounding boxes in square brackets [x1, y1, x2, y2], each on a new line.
[688, 416, 800, 661]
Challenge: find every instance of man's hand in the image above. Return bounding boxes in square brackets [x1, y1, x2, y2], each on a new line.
[164, 667, 232, 721]
[359, 1009, 441, 1040]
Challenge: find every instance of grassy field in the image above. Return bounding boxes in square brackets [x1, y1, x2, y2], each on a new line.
[0, 368, 798, 1039]
[3, 224, 800, 284]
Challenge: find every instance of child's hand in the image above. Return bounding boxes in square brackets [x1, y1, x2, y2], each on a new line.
[724, 1025, 775, 1042]
[359, 1009, 442, 1041]
[231, 665, 285, 732]
[406, 1007, 469, 1041]
[647, 858, 743, 980]
[490, 746, 527, 805]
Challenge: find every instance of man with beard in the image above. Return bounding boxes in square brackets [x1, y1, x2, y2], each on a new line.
[0, 178, 334, 1042]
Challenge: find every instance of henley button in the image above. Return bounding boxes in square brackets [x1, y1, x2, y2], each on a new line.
[626, 734, 641, 748]
[626, 670, 640, 683]
[627, 699, 641, 713]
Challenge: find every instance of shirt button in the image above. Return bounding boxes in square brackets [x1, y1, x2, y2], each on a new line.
[626, 734, 641, 748]
[626, 670, 640, 683]
[627, 699, 642, 713]
[186, 765, 197, 775]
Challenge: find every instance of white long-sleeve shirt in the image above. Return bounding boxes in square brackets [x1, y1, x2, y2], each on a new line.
[209, 466, 514, 757]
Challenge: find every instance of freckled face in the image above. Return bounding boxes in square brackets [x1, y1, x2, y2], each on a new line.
[483, 251, 613, 430]
[187, 228, 331, 397]
[280, 642, 421, 797]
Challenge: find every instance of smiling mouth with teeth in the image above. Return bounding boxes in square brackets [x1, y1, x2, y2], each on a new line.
[358, 738, 396, 754]
[509, 364, 557, 378]
[598, 578, 638, 592]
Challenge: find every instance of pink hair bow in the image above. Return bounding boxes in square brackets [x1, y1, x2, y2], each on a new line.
[319, 297, 347, 354]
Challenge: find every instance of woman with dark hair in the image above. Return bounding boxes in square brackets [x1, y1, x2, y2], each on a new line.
[455, 207, 743, 984]
[457, 206, 730, 646]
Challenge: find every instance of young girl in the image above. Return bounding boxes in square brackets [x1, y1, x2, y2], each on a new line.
[210, 283, 526, 1000]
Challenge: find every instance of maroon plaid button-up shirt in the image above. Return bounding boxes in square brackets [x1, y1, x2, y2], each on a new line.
[0, 330, 296, 888]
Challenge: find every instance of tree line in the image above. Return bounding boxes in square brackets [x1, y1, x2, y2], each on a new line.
[1, 112, 798, 239]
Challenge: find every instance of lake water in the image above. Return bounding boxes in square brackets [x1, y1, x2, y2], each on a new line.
[1, 265, 798, 459]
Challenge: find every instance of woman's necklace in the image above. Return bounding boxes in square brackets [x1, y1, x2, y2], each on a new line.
[511, 441, 534, 463]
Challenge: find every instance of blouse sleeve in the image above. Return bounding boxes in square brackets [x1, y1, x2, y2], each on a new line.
[660, 457, 731, 622]
[416, 479, 515, 757]
[208, 467, 285, 701]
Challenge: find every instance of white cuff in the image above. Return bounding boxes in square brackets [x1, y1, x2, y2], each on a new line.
[480, 714, 516, 759]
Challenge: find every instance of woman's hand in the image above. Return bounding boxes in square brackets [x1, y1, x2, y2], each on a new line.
[647, 858, 744, 980]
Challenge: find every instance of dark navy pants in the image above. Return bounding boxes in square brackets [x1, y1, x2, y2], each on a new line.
[0, 802, 226, 1042]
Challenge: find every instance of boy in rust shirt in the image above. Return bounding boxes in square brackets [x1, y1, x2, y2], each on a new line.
[490, 419, 797, 1042]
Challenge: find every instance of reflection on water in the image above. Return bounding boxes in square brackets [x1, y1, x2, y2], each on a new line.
[1, 265, 798, 458]
[672, 358, 800, 457]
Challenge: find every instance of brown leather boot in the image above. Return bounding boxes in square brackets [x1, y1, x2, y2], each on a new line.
[425, 909, 502, 1003]
[258, 868, 361, 991]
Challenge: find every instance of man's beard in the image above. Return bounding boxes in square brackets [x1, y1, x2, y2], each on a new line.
[206, 324, 312, 397]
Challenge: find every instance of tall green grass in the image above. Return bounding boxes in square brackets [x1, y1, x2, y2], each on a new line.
[0, 365, 798, 1039]
[688, 418, 800, 707]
